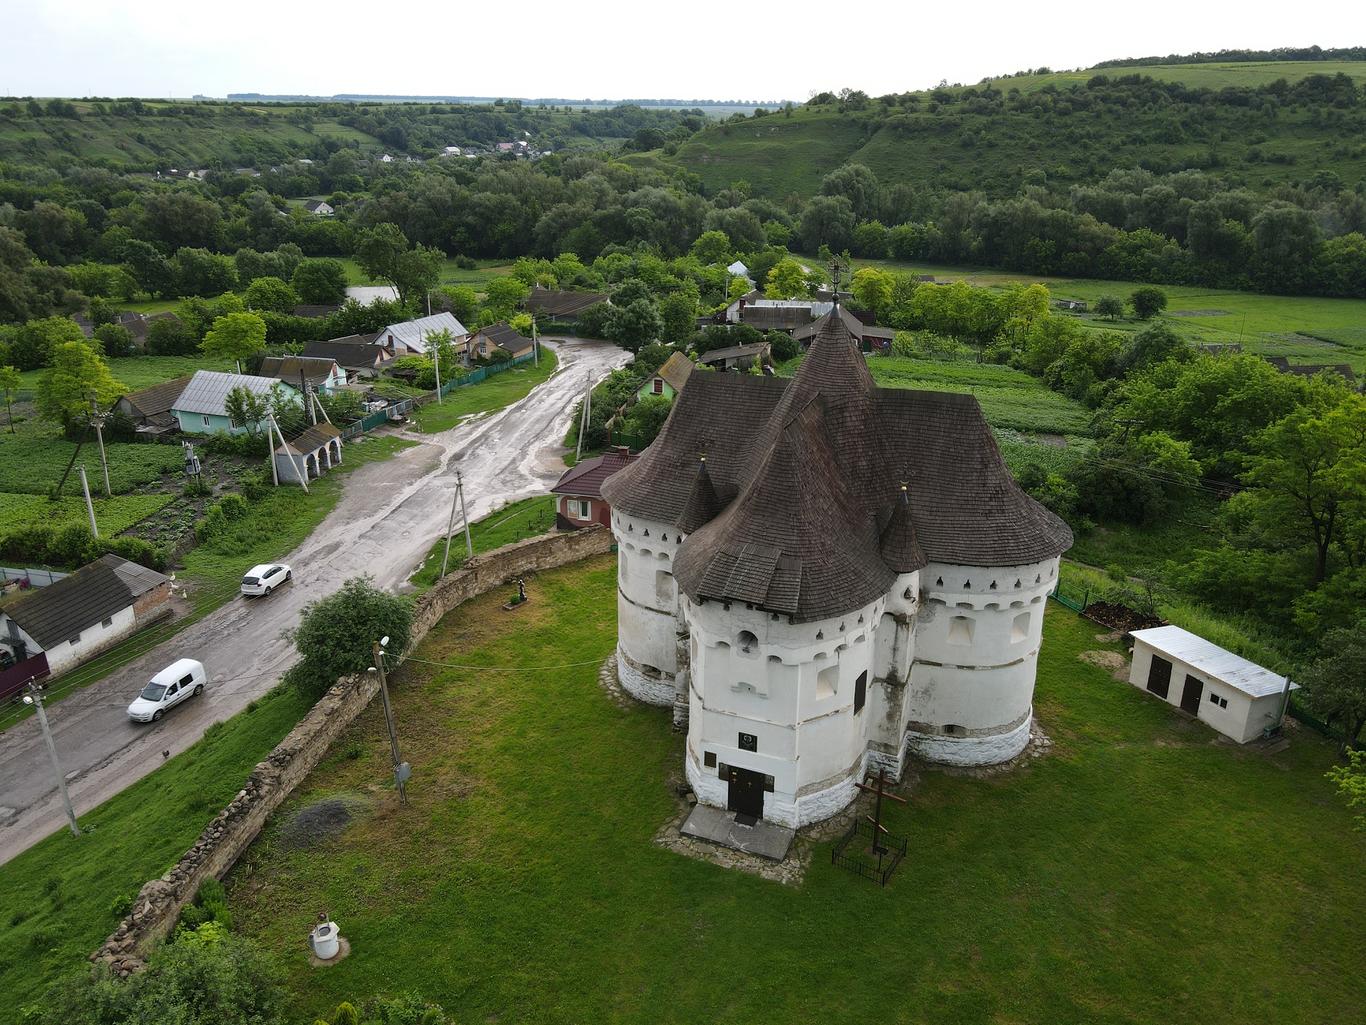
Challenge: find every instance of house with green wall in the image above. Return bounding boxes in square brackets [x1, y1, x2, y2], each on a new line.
[171, 370, 300, 435]
[635, 351, 694, 402]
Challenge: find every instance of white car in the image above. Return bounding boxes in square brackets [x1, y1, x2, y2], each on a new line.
[241, 563, 292, 597]
[128, 658, 206, 723]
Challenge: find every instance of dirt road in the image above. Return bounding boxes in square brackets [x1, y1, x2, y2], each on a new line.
[0, 337, 627, 866]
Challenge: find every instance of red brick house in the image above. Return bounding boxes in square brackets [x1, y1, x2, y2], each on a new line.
[551, 447, 637, 530]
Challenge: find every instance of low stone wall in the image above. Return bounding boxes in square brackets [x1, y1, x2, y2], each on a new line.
[93, 525, 613, 977]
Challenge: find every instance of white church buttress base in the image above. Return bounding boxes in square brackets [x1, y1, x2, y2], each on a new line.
[905, 710, 1032, 766]
[615, 648, 676, 706]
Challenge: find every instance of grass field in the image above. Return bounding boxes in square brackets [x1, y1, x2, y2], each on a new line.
[989, 60, 1366, 94]
[224, 554, 1365, 1025]
[409, 349, 558, 433]
[0, 419, 186, 497]
[0, 684, 313, 1017]
[408, 494, 556, 588]
[0, 491, 176, 538]
[847, 256, 1366, 371]
[13, 354, 234, 396]
[339, 257, 514, 291]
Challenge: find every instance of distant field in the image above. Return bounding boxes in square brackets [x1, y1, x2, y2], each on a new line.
[989, 60, 1366, 93]
[846, 256, 1366, 371]
[338, 257, 513, 291]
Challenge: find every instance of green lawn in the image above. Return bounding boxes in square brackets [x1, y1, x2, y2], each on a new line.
[408, 494, 556, 589]
[0, 685, 313, 1017]
[338, 257, 514, 291]
[409, 350, 558, 433]
[224, 554, 1364, 1025]
[14, 354, 234, 394]
[847, 255, 1366, 371]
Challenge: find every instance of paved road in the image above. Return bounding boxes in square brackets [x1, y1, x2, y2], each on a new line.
[0, 337, 627, 867]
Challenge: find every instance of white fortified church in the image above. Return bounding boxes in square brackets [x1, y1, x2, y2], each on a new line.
[601, 311, 1073, 828]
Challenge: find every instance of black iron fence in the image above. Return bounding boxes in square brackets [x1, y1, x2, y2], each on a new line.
[831, 817, 907, 887]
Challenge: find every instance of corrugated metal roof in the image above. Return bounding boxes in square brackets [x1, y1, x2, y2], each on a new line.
[1129, 626, 1296, 698]
[171, 371, 283, 417]
[380, 313, 467, 353]
[2, 555, 166, 649]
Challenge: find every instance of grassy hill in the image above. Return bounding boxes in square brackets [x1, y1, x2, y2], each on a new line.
[668, 61, 1366, 198]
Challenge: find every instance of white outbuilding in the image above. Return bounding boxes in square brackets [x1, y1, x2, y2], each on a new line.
[1127, 626, 1296, 743]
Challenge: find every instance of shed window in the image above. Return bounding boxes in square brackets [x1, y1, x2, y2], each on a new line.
[101, 617, 113, 628]
[68, 632, 81, 645]
[854, 671, 867, 715]
[202, 415, 211, 427]
[1208, 693, 1228, 709]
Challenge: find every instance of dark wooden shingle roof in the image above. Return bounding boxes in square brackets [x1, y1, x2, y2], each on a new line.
[603, 311, 1071, 622]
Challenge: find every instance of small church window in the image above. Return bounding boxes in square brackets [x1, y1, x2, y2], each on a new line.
[935, 577, 943, 586]
[854, 671, 867, 714]
[816, 664, 838, 699]
[1011, 612, 1030, 643]
[948, 616, 974, 645]
[655, 570, 673, 605]
[737, 630, 758, 653]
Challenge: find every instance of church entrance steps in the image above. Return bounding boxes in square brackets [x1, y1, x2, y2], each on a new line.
[680, 803, 794, 862]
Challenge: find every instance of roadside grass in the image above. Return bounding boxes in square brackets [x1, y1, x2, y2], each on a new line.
[0, 684, 313, 1016]
[409, 349, 558, 434]
[408, 494, 556, 589]
[844, 255, 1366, 370]
[227, 555, 1365, 1025]
[0, 436, 414, 724]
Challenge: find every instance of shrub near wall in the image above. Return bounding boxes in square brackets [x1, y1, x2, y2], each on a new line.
[93, 526, 614, 977]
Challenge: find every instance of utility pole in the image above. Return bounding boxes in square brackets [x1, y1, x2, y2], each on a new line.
[457, 469, 472, 559]
[301, 370, 316, 425]
[371, 640, 407, 806]
[530, 315, 539, 368]
[432, 332, 443, 404]
[78, 466, 98, 538]
[440, 484, 460, 579]
[89, 394, 111, 497]
[24, 680, 80, 837]
[575, 374, 592, 462]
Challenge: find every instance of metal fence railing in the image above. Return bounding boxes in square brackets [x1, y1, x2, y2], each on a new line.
[1050, 582, 1090, 614]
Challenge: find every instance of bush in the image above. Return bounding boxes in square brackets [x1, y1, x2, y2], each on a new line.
[200, 431, 271, 459]
[284, 576, 413, 704]
[145, 317, 196, 356]
[239, 469, 269, 501]
[453, 254, 477, 270]
[216, 493, 248, 520]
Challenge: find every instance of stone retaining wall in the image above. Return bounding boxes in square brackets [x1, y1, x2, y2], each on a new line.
[93, 525, 613, 977]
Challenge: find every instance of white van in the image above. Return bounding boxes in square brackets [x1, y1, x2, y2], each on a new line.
[127, 658, 206, 723]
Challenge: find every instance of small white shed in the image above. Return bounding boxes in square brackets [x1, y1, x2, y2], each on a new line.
[1128, 626, 1297, 743]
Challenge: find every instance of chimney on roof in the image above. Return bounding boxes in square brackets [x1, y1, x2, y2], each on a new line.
[614, 445, 630, 456]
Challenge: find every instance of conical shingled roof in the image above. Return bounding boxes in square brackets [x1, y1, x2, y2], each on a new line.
[677, 455, 728, 534]
[603, 312, 1072, 621]
[672, 397, 895, 621]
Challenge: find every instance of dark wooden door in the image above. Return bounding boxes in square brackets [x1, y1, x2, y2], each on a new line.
[1146, 655, 1172, 700]
[1180, 674, 1203, 715]
[726, 766, 765, 823]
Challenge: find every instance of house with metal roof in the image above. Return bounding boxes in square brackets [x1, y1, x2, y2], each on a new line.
[601, 308, 1073, 830]
[550, 447, 637, 530]
[1128, 626, 1297, 743]
[524, 286, 609, 323]
[302, 335, 395, 378]
[0, 555, 171, 688]
[170, 371, 299, 435]
[635, 351, 694, 401]
[374, 312, 468, 357]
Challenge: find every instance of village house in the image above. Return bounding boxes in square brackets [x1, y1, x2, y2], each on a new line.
[170, 371, 299, 435]
[0, 555, 172, 689]
[698, 341, 769, 371]
[374, 312, 468, 358]
[551, 447, 637, 530]
[303, 199, 334, 216]
[793, 306, 895, 353]
[524, 286, 610, 325]
[301, 335, 395, 379]
[636, 351, 693, 402]
[601, 310, 1072, 829]
[469, 322, 534, 361]
[114, 375, 194, 437]
[257, 355, 347, 395]
[1127, 626, 1297, 744]
[1264, 355, 1357, 386]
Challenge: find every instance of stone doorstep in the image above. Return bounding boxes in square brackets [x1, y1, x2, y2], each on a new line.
[679, 803, 795, 862]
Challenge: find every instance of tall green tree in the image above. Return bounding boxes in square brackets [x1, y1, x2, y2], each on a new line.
[201, 312, 267, 373]
[284, 576, 413, 704]
[765, 258, 810, 300]
[0, 365, 20, 433]
[1300, 620, 1366, 753]
[224, 385, 270, 435]
[354, 224, 443, 308]
[36, 341, 125, 424]
[1128, 286, 1168, 320]
[290, 258, 349, 304]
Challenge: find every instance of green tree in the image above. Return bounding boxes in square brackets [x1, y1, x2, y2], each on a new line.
[119, 239, 175, 298]
[10, 316, 87, 371]
[1327, 748, 1366, 829]
[1301, 620, 1366, 753]
[437, 284, 478, 325]
[284, 576, 413, 703]
[201, 312, 267, 373]
[354, 224, 443, 308]
[820, 164, 881, 220]
[850, 267, 894, 321]
[658, 286, 699, 346]
[290, 258, 349, 305]
[1128, 286, 1168, 320]
[37, 341, 125, 424]
[799, 195, 857, 253]
[244, 276, 299, 313]
[146, 316, 196, 356]
[482, 276, 531, 321]
[171, 247, 239, 298]
[93, 322, 135, 358]
[0, 365, 20, 433]
[1096, 294, 1124, 320]
[224, 386, 270, 435]
[765, 258, 810, 299]
[624, 394, 673, 446]
[689, 230, 732, 265]
[1238, 393, 1366, 585]
[607, 299, 662, 353]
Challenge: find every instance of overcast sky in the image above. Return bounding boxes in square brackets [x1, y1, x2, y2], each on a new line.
[5, 1, 1359, 100]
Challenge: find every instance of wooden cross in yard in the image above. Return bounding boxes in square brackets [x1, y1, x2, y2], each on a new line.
[855, 769, 907, 856]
